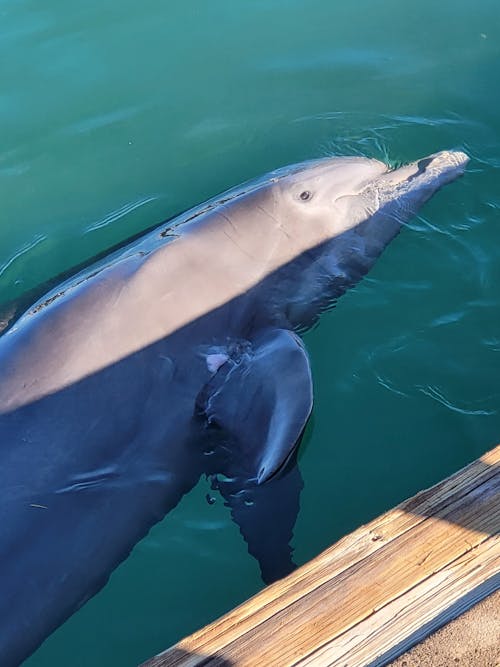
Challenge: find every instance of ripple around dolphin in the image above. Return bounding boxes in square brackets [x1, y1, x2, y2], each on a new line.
[61, 106, 143, 137]
[260, 48, 400, 74]
[417, 384, 497, 417]
[385, 113, 478, 128]
[0, 234, 46, 279]
[482, 336, 500, 352]
[84, 196, 160, 233]
[430, 311, 466, 327]
[374, 374, 410, 398]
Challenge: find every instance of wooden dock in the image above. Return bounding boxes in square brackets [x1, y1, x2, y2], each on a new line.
[142, 445, 500, 666]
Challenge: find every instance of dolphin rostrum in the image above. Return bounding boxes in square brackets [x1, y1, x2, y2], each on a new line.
[0, 150, 468, 665]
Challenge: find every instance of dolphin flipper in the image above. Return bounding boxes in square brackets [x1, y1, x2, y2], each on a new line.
[201, 328, 313, 482]
[198, 327, 313, 582]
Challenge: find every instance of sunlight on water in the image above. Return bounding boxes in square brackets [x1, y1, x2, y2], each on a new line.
[0, 0, 499, 665]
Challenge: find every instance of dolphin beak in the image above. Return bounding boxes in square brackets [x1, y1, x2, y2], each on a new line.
[373, 149, 469, 215]
[422, 149, 470, 185]
[423, 149, 470, 172]
[382, 150, 469, 189]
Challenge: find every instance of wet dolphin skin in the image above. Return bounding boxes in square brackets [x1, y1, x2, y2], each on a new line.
[0, 150, 468, 666]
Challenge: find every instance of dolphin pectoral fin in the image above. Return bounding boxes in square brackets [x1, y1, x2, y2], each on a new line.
[216, 460, 304, 584]
[200, 328, 313, 482]
[198, 327, 312, 583]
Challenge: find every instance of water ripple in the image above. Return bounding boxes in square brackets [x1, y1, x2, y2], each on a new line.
[481, 336, 500, 352]
[417, 384, 496, 416]
[385, 113, 476, 128]
[430, 310, 465, 327]
[0, 234, 46, 278]
[62, 106, 141, 136]
[375, 373, 409, 398]
[85, 196, 159, 233]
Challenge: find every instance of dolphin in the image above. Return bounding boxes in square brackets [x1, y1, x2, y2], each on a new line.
[0, 149, 468, 666]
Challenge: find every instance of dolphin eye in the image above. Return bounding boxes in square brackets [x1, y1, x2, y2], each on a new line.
[299, 190, 312, 201]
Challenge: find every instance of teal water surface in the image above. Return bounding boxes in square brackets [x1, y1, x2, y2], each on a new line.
[1, 1, 499, 665]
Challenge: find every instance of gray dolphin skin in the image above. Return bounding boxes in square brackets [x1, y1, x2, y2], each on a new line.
[0, 149, 468, 665]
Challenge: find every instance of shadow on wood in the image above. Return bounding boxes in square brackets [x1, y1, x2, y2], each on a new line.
[146, 649, 234, 667]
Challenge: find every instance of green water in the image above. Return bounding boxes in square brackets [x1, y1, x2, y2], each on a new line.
[1, 0, 499, 664]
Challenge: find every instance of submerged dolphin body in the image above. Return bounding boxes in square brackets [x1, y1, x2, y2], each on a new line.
[0, 150, 468, 665]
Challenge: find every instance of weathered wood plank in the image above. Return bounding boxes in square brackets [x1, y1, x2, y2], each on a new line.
[298, 538, 499, 666]
[142, 445, 500, 667]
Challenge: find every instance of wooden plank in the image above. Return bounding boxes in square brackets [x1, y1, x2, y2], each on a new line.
[298, 538, 499, 666]
[142, 445, 500, 667]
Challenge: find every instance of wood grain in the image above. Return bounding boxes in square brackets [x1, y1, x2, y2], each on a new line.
[141, 445, 500, 667]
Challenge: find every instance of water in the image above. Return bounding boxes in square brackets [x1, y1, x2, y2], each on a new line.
[1, 0, 499, 664]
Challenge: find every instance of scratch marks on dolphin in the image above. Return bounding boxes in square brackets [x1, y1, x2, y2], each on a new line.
[221, 228, 256, 262]
[85, 196, 159, 233]
[217, 207, 239, 235]
[215, 209, 257, 261]
[257, 204, 292, 240]
[157, 354, 176, 383]
[0, 234, 46, 279]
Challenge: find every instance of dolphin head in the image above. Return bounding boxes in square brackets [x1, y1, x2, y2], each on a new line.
[267, 150, 469, 327]
[275, 149, 469, 242]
